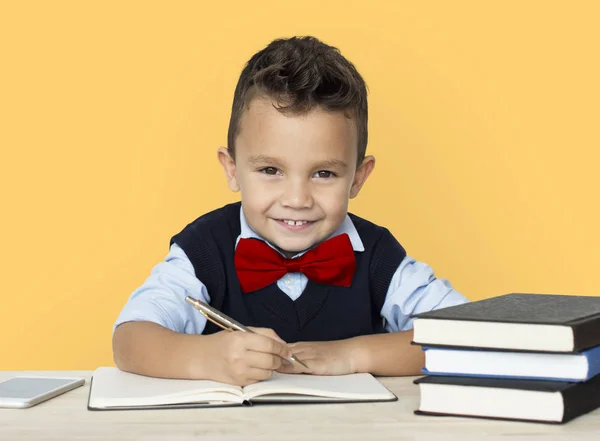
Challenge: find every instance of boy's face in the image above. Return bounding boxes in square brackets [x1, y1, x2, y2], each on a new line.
[218, 97, 374, 256]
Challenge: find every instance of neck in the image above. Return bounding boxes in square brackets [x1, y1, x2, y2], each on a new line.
[277, 246, 306, 259]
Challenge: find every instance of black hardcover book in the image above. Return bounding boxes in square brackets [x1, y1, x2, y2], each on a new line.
[414, 374, 600, 424]
[412, 293, 600, 353]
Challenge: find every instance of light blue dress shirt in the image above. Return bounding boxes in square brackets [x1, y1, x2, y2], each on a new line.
[114, 208, 469, 336]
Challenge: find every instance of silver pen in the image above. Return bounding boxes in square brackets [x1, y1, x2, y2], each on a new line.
[185, 296, 309, 369]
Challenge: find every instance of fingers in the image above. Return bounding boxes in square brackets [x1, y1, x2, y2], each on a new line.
[245, 367, 275, 383]
[244, 331, 292, 359]
[276, 361, 301, 374]
[216, 330, 301, 386]
[276, 356, 313, 374]
[245, 351, 283, 371]
[285, 342, 311, 356]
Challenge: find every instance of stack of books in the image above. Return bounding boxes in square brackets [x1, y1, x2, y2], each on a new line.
[411, 293, 600, 424]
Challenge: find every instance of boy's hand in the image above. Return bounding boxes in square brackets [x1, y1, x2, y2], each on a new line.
[202, 327, 293, 386]
[277, 340, 357, 376]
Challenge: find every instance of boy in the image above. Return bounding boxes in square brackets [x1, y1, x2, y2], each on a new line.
[112, 36, 468, 386]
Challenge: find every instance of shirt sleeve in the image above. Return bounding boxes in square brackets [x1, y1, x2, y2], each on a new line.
[380, 256, 469, 332]
[113, 243, 209, 335]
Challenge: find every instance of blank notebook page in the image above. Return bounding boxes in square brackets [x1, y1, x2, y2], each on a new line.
[243, 372, 394, 399]
[90, 367, 241, 404]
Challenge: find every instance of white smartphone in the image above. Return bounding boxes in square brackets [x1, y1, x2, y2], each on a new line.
[0, 376, 85, 408]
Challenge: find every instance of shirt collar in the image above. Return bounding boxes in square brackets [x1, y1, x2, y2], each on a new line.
[236, 205, 365, 257]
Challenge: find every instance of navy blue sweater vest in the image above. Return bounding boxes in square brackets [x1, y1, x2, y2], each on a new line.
[170, 202, 406, 343]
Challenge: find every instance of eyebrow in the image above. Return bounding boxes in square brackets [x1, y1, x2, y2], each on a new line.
[313, 159, 348, 169]
[247, 155, 283, 166]
[247, 155, 348, 169]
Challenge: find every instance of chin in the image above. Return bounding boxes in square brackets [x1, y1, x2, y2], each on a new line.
[271, 236, 318, 255]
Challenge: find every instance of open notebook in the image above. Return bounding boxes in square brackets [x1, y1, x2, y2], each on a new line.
[88, 367, 397, 410]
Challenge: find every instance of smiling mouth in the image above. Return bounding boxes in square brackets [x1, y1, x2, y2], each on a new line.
[280, 219, 310, 226]
[274, 219, 317, 228]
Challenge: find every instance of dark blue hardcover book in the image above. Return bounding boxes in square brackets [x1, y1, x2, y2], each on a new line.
[420, 344, 600, 382]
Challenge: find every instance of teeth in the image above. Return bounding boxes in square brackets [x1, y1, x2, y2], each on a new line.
[283, 220, 308, 226]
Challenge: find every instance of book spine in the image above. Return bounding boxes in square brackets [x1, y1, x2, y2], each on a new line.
[560, 374, 600, 423]
[585, 347, 600, 380]
[571, 314, 600, 352]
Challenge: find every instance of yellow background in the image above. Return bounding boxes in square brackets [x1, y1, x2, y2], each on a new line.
[1, 1, 598, 369]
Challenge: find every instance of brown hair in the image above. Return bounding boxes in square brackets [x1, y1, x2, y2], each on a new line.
[227, 36, 368, 167]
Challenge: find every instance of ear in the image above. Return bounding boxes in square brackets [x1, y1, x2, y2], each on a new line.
[349, 155, 375, 199]
[217, 147, 240, 192]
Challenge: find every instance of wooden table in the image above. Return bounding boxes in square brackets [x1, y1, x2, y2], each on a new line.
[1, 371, 599, 440]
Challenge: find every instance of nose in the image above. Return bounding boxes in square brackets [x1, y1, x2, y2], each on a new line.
[280, 178, 314, 209]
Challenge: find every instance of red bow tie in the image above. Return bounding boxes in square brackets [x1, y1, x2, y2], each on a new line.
[234, 234, 356, 293]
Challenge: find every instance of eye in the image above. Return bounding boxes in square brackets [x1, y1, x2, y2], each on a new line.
[314, 170, 336, 178]
[260, 167, 280, 175]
